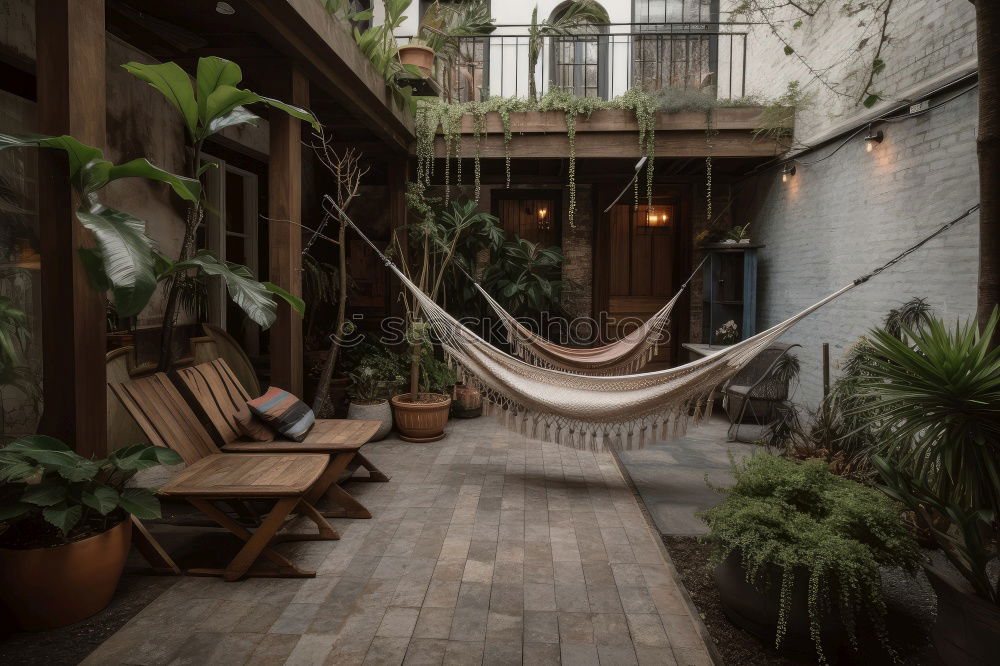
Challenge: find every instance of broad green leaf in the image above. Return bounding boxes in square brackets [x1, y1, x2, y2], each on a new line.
[0, 455, 41, 483]
[110, 444, 182, 471]
[253, 95, 320, 131]
[201, 85, 261, 137]
[206, 106, 261, 136]
[263, 282, 306, 316]
[0, 502, 31, 521]
[82, 486, 120, 515]
[23, 482, 68, 507]
[197, 161, 220, 177]
[168, 251, 278, 328]
[42, 503, 82, 534]
[75, 207, 158, 317]
[0, 133, 103, 188]
[122, 61, 198, 138]
[78, 248, 113, 292]
[104, 158, 201, 202]
[119, 487, 162, 519]
[196, 56, 244, 122]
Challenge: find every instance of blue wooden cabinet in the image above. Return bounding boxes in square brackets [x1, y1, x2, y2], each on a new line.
[700, 243, 762, 343]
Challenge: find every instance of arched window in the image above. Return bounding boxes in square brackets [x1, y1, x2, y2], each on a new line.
[549, 1, 608, 99]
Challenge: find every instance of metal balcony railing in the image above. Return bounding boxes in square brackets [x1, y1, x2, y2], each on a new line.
[399, 23, 749, 103]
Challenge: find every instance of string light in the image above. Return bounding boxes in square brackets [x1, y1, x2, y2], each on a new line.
[782, 164, 796, 183]
[864, 124, 884, 152]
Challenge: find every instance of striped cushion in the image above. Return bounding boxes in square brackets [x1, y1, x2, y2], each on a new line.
[234, 404, 275, 442]
[247, 387, 315, 442]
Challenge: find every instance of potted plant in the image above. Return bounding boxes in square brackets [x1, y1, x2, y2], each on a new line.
[857, 310, 1000, 666]
[702, 454, 922, 664]
[399, 0, 495, 78]
[0, 436, 181, 630]
[452, 383, 483, 418]
[347, 352, 404, 441]
[390, 192, 493, 442]
[390, 322, 455, 442]
[714, 319, 739, 345]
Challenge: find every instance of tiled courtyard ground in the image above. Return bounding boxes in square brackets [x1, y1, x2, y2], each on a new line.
[83, 418, 713, 665]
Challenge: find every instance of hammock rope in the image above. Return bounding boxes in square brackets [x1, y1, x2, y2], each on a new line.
[324, 196, 978, 451]
[468, 256, 709, 375]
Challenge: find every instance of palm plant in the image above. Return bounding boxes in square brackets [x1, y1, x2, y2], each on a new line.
[856, 308, 1000, 609]
[527, 0, 610, 102]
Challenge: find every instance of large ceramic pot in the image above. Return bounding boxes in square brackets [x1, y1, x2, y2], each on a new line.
[347, 399, 393, 441]
[398, 44, 435, 77]
[714, 552, 846, 660]
[925, 564, 1000, 665]
[391, 392, 451, 442]
[0, 519, 132, 630]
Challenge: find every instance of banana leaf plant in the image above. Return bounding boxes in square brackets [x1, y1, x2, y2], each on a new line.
[122, 56, 318, 370]
[527, 0, 609, 102]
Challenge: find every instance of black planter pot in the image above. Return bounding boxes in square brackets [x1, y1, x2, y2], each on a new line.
[714, 552, 847, 661]
[925, 564, 1000, 666]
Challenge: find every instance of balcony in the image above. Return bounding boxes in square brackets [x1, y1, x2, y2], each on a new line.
[401, 22, 750, 103]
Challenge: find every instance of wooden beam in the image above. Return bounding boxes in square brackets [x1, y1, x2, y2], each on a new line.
[35, 0, 107, 457]
[453, 108, 780, 134]
[268, 66, 307, 396]
[435, 130, 783, 159]
[242, 0, 413, 153]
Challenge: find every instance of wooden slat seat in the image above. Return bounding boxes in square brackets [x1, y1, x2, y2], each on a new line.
[160, 454, 330, 498]
[111, 374, 343, 581]
[174, 358, 390, 483]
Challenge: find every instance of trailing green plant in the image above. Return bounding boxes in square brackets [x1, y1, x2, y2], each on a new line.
[122, 56, 315, 370]
[702, 453, 922, 663]
[0, 435, 181, 547]
[752, 80, 816, 148]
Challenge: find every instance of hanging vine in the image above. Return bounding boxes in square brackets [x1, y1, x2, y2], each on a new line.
[705, 106, 718, 224]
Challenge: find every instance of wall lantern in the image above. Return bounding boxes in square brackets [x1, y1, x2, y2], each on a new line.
[781, 163, 796, 182]
[640, 205, 672, 228]
[864, 125, 884, 152]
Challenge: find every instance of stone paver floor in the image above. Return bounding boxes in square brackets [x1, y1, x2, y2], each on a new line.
[84, 418, 712, 665]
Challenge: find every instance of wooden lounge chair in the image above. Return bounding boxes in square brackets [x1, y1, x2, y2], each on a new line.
[111, 373, 342, 581]
[175, 357, 391, 492]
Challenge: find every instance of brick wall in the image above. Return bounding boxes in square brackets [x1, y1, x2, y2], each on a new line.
[752, 90, 980, 408]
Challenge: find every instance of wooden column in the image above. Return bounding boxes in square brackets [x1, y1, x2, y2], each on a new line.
[36, 0, 107, 456]
[387, 157, 409, 318]
[268, 67, 308, 395]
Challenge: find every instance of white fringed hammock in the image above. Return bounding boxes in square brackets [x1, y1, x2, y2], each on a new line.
[470, 256, 708, 376]
[325, 197, 978, 452]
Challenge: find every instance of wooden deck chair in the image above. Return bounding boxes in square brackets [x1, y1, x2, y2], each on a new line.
[111, 373, 343, 581]
[177, 357, 391, 484]
[201, 323, 261, 396]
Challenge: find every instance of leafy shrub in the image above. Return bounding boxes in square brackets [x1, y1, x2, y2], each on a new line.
[702, 454, 922, 663]
[0, 436, 180, 547]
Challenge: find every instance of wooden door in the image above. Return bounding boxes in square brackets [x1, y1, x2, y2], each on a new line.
[492, 190, 561, 247]
[595, 187, 689, 367]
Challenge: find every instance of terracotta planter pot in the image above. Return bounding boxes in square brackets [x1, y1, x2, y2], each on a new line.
[347, 399, 393, 441]
[926, 563, 1000, 665]
[714, 552, 846, 660]
[391, 392, 451, 442]
[0, 519, 131, 630]
[452, 384, 483, 419]
[398, 44, 435, 77]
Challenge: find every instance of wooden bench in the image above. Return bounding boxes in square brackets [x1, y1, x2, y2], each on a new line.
[111, 373, 342, 581]
[174, 359, 388, 521]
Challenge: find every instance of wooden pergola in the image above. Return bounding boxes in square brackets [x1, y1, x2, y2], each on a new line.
[33, 0, 413, 456]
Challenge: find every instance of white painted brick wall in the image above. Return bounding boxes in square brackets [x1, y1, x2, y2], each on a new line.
[753, 90, 979, 408]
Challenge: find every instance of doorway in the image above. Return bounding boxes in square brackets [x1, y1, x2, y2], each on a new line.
[594, 185, 690, 367]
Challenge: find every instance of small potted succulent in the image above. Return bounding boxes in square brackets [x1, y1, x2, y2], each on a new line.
[347, 360, 402, 441]
[0, 436, 181, 630]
